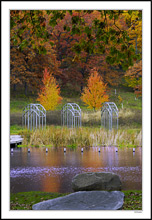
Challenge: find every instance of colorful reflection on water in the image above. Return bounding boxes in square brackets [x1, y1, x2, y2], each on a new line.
[10, 146, 142, 193]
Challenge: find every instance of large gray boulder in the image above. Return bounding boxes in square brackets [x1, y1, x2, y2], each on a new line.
[72, 172, 122, 192]
[32, 191, 124, 210]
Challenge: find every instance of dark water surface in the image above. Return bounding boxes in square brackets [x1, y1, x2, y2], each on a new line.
[10, 146, 142, 193]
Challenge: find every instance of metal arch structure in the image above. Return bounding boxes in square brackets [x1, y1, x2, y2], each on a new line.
[61, 103, 81, 128]
[22, 104, 46, 130]
[101, 102, 119, 130]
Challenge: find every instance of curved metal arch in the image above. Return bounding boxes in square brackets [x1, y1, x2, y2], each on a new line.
[34, 103, 46, 110]
[22, 103, 46, 130]
[70, 103, 81, 111]
[111, 108, 119, 117]
[73, 109, 81, 116]
[23, 109, 40, 117]
[109, 103, 119, 119]
[105, 102, 119, 115]
[23, 108, 46, 118]
[67, 108, 75, 117]
[101, 102, 119, 130]
[103, 102, 113, 112]
[62, 103, 75, 112]
[23, 103, 46, 113]
[61, 103, 81, 128]
[101, 106, 112, 117]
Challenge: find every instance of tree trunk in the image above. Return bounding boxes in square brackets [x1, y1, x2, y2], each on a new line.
[80, 83, 83, 93]
[135, 35, 138, 55]
[13, 84, 17, 92]
[25, 82, 28, 96]
[80, 68, 85, 92]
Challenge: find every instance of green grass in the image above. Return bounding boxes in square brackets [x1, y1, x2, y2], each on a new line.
[10, 86, 142, 129]
[108, 87, 142, 110]
[122, 190, 142, 210]
[67, 143, 77, 149]
[10, 190, 142, 210]
[10, 86, 142, 113]
[10, 125, 26, 135]
[10, 96, 39, 113]
[10, 191, 68, 210]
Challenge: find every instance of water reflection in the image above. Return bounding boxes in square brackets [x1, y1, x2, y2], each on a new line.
[10, 146, 142, 193]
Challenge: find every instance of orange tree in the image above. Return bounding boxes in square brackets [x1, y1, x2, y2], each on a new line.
[81, 68, 109, 111]
[37, 68, 62, 110]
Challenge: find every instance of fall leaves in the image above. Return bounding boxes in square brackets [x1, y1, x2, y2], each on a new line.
[10, 10, 142, 98]
[124, 60, 142, 96]
[37, 68, 109, 111]
[81, 69, 109, 110]
[37, 68, 62, 110]
[10, 10, 142, 89]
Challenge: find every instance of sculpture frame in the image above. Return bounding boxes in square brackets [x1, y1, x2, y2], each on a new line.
[101, 102, 119, 130]
[22, 103, 46, 130]
[61, 103, 81, 128]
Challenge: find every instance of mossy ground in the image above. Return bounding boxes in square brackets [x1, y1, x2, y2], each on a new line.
[10, 190, 142, 210]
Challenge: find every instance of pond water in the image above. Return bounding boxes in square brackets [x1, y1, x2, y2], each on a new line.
[10, 146, 142, 193]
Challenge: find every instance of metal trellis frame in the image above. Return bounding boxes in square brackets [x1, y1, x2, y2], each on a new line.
[22, 104, 46, 130]
[101, 102, 119, 130]
[61, 103, 81, 128]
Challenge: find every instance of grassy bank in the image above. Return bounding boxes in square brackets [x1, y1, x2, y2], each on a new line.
[13, 126, 142, 148]
[10, 86, 142, 112]
[10, 86, 142, 129]
[10, 190, 142, 210]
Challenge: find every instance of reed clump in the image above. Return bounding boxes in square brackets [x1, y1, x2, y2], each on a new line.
[21, 126, 142, 148]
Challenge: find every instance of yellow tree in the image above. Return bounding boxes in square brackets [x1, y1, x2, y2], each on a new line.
[123, 10, 142, 55]
[81, 68, 109, 111]
[37, 68, 62, 110]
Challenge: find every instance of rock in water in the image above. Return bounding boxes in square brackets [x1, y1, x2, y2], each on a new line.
[72, 172, 122, 191]
[32, 191, 124, 210]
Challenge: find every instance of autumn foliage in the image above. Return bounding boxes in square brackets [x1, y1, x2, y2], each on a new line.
[124, 60, 142, 96]
[10, 10, 142, 95]
[81, 69, 109, 110]
[37, 68, 62, 110]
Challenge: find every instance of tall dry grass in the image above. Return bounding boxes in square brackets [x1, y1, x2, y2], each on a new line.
[21, 126, 142, 148]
